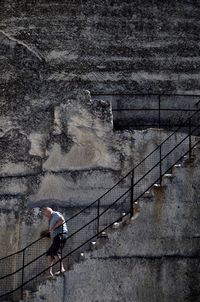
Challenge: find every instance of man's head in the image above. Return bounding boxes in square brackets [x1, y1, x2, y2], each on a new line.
[42, 207, 53, 219]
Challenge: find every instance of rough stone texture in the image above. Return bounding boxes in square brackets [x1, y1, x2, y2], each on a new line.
[0, 90, 195, 258]
[27, 151, 200, 302]
[29, 258, 200, 302]
[0, 1, 200, 300]
[94, 94, 200, 130]
[0, 89, 196, 301]
[0, 1, 200, 95]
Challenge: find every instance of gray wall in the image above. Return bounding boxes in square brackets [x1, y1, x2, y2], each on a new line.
[0, 1, 200, 300]
[28, 150, 200, 302]
[0, 0, 200, 96]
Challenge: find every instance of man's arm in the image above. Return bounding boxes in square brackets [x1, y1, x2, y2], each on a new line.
[49, 217, 65, 232]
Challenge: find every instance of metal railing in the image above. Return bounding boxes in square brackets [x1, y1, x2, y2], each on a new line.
[92, 93, 200, 130]
[0, 109, 200, 301]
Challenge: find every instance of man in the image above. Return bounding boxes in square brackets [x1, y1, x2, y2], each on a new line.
[42, 207, 68, 276]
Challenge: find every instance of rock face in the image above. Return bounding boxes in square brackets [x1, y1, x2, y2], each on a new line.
[0, 83, 195, 301]
[25, 152, 200, 302]
[0, 1, 200, 301]
[0, 87, 182, 254]
[0, 0, 200, 95]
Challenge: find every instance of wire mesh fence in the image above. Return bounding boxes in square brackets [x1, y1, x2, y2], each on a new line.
[99, 94, 200, 130]
[0, 109, 200, 300]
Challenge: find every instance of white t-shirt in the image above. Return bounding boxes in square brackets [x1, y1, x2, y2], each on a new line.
[49, 211, 68, 238]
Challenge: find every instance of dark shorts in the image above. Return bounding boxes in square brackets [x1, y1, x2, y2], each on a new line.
[46, 233, 67, 257]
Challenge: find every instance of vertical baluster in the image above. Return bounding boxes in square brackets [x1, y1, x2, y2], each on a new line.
[159, 145, 162, 185]
[189, 118, 192, 161]
[158, 95, 161, 129]
[130, 170, 134, 217]
[97, 199, 100, 236]
[21, 249, 25, 300]
[60, 224, 63, 273]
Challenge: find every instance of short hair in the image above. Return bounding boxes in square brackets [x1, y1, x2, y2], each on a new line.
[41, 207, 53, 213]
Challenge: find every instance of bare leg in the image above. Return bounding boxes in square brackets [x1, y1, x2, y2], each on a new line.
[54, 255, 65, 274]
[47, 256, 54, 276]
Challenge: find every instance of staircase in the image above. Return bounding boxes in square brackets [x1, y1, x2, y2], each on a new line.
[25, 151, 200, 302]
[0, 109, 200, 301]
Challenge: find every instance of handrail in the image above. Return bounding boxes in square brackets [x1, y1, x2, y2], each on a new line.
[0, 111, 198, 267]
[1, 133, 200, 299]
[0, 107, 200, 300]
[112, 108, 198, 111]
[1, 95, 200, 262]
[1, 108, 198, 262]
[92, 92, 200, 97]
[93, 93, 200, 130]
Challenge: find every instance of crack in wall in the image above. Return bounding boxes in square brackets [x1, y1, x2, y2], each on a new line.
[0, 30, 46, 63]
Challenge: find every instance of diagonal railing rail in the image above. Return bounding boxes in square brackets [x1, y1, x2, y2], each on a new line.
[0, 109, 200, 301]
[92, 93, 200, 130]
[1, 94, 200, 263]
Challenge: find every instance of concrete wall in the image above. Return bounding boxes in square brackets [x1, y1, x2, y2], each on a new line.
[1, 0, 200, 139]
[0, 90, 196, 300]
[0, 1, 200, 299]
[93, 94, 200, 130]
[0, 90, 193, 258]
[27, 150, 200, 302]
[0, 0, 200, 96]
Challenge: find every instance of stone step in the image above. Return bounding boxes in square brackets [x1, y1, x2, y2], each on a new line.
[90, 241, 97, 250]
[174, 164, 182, 168]
[99, 231, 108, 238]
[143, 190, 154, 198]
[153, 183, 162, 188]
[163, 173, 174, 178]
[112, 222, 120, 229]
[79, 252, 85, 260]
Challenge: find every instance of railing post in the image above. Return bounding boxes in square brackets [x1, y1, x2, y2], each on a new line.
[130, 170, 134, 217]
[97, 199, 100, 235]
[158, 95, 161, 129]
[159, 145, 162, 185]
[60, 224, 63, 273]
[21, 249, 25, 300]
[189, 118, 192, 161]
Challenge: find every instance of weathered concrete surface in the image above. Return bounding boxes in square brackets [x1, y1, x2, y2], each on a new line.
[0, 90, 196, 302]
[29, 258, 200, 302]
[93, 94, 200, 130]
[0, 1, 200, 95]
[27, 151, 200, 302]
[0, 90, 196, 259]
[0, 1, 199, 300]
